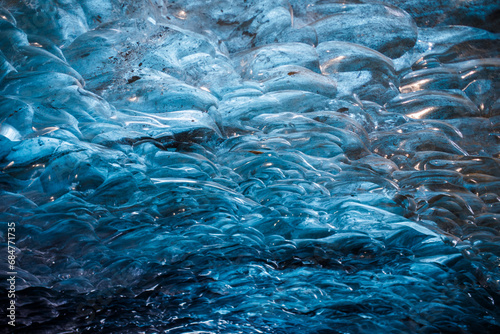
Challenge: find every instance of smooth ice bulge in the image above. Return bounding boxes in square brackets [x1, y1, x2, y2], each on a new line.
[0, 0, 499, 333]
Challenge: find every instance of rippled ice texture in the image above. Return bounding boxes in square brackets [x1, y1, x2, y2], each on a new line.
[0, 0, 499, 333]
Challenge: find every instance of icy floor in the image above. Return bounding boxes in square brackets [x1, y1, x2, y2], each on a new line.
[0, 0, 499, 333]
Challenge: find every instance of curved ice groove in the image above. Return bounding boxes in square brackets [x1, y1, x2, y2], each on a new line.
[151, 177, 260, 206]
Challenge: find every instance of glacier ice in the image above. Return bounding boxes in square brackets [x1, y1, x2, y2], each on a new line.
[0, 0, 499, 333]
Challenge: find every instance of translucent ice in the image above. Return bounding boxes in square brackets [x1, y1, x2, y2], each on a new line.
[301, 1, 418, 58]
[1, 1, 499, 333]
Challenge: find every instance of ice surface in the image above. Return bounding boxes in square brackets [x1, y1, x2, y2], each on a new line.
[0, 1, 499, 333]
[303, 2, 418, 58]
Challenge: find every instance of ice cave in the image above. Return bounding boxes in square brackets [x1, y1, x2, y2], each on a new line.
[0, 0, 499, 333]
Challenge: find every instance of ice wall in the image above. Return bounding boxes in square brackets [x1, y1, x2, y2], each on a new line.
[0, 0, 499, 333]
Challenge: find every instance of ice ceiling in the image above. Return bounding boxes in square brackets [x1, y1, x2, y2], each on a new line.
[0, 0, 499, 333]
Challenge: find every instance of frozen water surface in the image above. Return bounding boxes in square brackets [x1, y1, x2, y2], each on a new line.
[0, 0, 499, 333]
